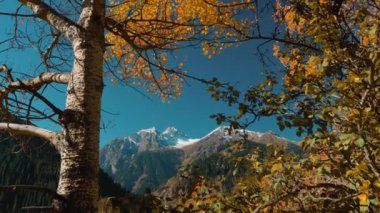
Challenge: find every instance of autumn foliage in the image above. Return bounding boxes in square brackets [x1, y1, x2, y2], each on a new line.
[183, 0, 379, 212]
[2, 0, 377, 211]
[105, 0, 253, 100]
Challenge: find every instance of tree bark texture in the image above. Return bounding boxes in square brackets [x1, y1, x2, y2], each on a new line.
[3, 0, 109, 211]
[53, 1, 105, 212]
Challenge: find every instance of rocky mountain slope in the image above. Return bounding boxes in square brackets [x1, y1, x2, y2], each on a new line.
[100, 126, 301, 194]
[100, 127, 189, 194]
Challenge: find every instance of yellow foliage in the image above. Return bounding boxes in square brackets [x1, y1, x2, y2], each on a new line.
[358, 194, 368, 206]
[271, 163, 283, 173]
[182, 0, 380, 211]
[284, 6, 296, 33]
[305, 56, 322, 77]
[273, 42, 280, 57]
[106, 0, 251, 100]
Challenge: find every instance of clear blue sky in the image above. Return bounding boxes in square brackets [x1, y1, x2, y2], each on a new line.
[0, 2, 299, 146]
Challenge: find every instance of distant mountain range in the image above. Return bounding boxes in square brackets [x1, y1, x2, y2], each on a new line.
[0, 125, 301, 212]
[100, 126, 301, 194]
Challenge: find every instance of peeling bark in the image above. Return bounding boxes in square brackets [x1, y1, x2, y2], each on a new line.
[12, 0, 107, 211]
[49, 1, 106, 211]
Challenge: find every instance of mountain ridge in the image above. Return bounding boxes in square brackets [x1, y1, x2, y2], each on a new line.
[100, 126, 300, 194]
[102, 126, 295, 149]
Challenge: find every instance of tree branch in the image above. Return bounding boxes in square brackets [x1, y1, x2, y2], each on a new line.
[246, 35, 323, 53]
[0, 123, 57, 147]
[18, 0, 81, 41]
[20, 83, 64, 116]
[0, 64, 14, 83]
[105, 17, 143, 51]
[21, 206, 54, 211]
[253, 181, 357, 213]
[0, 12, 35, 17]
[0, 65, 70, 95]
[0, 185, 66, 202]
[42, 33, 62, 67]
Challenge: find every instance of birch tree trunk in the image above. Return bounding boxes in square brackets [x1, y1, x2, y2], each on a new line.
[1, 1, 105, 211]
[53, 1, 105, 212]
[9, 1, 106, 211]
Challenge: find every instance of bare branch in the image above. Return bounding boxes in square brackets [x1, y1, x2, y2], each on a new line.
[0, 123, 57, 146]
[0, 65, 70, 95]
[0, 64, 14, 83]
[20, 83, 64, 116]
[21, 206, 54, 211]
[203, 0, 254, 8]
[42, 33, 62, 67]
[245, 35, 323, 53]
[363, 145, 380, 177]
[18, 0, 81, 40]
[0, 12, 35, 17]
[0, 185, 66, 202]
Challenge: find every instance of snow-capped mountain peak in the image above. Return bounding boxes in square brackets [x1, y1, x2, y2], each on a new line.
[137, 127, 157, 135]
[174, 138, 200, 148]
[191, 126, 290, 145]
[100, 126, 298, 193]
[104, 126, 293, 154]
[161, 127, 179, 136]
[158, 127, 189, 146]
[197, 126, 242, 142]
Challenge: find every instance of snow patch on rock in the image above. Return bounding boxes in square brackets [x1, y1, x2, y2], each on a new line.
[174, 138, 200, 148]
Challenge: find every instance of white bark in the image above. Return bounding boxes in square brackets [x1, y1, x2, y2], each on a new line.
[0, 71, 70, 94]
[0, 123, 57, 147]
[54, 1, 105, 211]
[16, 1, 105, 211]
[18, 0, 80, 41]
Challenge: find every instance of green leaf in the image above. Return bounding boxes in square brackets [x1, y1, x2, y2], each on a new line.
[339, 133, 353, 142]
[370, 198, 379, 206]
[179, 164, 189, 172]
[355, 138, 365, 147]
[232, 168, 238, 176]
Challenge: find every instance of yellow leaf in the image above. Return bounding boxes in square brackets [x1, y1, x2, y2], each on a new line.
[284, 8, 296, 33]
[273, 43, 280, 57]
[271, 163, 283, 173]
[358, 194, 368, 206]
[374, 180, 380, 188]
[345, 170, 354, 176]
[268, 79, 274, 87]
[361, 180, 371, 192]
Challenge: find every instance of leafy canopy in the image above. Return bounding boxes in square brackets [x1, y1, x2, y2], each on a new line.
[106, 0, 253, 100]
[190, 0, 379, 212]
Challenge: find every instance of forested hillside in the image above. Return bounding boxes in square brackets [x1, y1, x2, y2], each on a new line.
[0, 135, 126, 212]
[0, 135, 57, 212]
